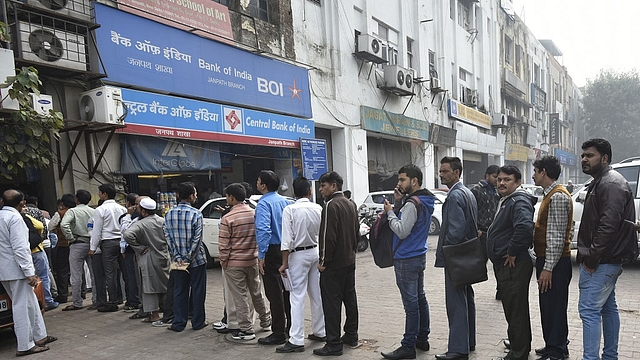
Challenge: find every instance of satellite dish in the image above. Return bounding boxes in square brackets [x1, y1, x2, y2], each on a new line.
[79, 95, 95, 121]
[28, 29, 64, 62]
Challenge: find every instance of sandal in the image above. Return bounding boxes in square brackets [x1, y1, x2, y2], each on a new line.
[141, 317, 159, 323]
[129, 313, 145, 319]
[16, 345, 49, 356]
[62, 305, 83, 311]
[35, 336, 58, 346]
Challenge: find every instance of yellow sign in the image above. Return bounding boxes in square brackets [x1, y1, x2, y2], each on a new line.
[505, 144, 529, 162]
[447, 100, 491, 128]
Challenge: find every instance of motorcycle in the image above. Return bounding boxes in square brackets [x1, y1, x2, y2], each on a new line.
[357, 208, 378, 252]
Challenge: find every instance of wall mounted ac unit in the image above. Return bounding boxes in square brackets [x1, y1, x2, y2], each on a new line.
[382, 65, 415, 96]
[355, 34, 386, 64]
[79, 86, 124, 125]
[30, 93, 53, 116]
[491, 113, 508, 127]
[0, 48, 19, 112]
[505, 109, 515, 118]
[13, 21, 87, 71]
[467, 90, 478, 106]
[24, 0, 92, 23]
[431, 77, 441, 90]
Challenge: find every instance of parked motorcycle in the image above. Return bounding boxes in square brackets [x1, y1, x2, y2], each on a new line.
[357, 208, 378, 252]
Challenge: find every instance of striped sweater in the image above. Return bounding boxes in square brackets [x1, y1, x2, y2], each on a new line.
[219, 203, 258, 268]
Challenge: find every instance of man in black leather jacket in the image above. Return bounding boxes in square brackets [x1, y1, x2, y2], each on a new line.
[577, 138, 638, 360]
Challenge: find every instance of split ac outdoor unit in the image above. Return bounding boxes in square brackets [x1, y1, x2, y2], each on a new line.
[355, 34, 386, 64]
[24, 0, 92, 23]
[468, 90, 478, 106]
[0, 48, 19, 112]
[14, 21, 87, 71]
[430, 77, 441, 90]
[30, 93, 54, 116]
[491, 113, 508, 127]
[79, 86, 124, 125]
[383, 65, 415, 96]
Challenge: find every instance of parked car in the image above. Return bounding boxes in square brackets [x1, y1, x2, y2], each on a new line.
[359, 190, 445, 235]
[0, 279, 45, 329]
[569, 157, 640, 259]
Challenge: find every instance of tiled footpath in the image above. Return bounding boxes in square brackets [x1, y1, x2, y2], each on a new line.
[1, 235, 639, 359]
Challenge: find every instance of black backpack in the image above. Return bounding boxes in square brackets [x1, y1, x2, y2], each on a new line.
[369, 196, 422, 268]
[23, 215, 43, 250]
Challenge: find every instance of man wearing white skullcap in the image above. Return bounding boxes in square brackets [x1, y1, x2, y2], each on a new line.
[123, 196, 170, 323]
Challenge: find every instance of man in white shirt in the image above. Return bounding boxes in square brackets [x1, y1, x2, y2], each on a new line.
[276, 177, 326, 353]
[0, 190, 56, 356]
[89, 184, 127, 312]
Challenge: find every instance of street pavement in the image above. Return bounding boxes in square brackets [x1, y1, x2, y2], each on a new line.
[1, 235, 639, 359]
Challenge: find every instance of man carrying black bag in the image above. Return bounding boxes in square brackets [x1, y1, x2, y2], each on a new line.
[434, 157, 478, 360]
[379, 164, 435, 360]
[487, 165, 536, 360]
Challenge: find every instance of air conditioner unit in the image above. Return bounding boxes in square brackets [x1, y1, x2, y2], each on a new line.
[382, 65, 415, 96]
[13, 21, 87, 71]
[355, 34, 386, 64]
[30, 93, 53, 116]
[491, 113, 508, 127]
[505, 109, 515, 118]
[430, 77, 441, 90]
[79, 86, 124, 125]
[0, 48, 19, 112]
[24, 0, 92, 23]
[467, 90, 478, 106]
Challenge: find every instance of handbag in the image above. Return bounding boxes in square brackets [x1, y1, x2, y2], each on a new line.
[442, 190, 488, 287]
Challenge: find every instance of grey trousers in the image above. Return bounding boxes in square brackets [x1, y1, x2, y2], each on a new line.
[69, 242, 93, 307]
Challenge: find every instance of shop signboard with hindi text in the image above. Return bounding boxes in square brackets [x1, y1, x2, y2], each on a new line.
[360, 106, 429, 141]
[448, 99, 491, 129]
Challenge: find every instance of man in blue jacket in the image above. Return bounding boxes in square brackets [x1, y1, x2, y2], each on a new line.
[434, 157, 478, 360]
[381, 164, 435, 360]
[487, 165, 536, 360]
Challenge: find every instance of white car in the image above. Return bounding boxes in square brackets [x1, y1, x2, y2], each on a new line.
[359, 190, 445, 235]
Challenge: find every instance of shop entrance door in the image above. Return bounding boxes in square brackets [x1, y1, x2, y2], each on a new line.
[244, 158, 275, 196]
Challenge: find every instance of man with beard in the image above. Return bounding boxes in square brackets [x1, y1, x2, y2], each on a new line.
[577, 138, 638, 360]
[380, 164, 435, 360]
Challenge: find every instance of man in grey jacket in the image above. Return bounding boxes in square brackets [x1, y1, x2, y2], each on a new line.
[487, 165, 536, 360]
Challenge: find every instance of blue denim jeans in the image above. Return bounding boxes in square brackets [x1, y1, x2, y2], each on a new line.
[578, 263, 623, 360]
[32, 250, 54, 305]
[394, 255, 430, 349]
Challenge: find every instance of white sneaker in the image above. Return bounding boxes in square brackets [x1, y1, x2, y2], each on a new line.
[212, 321, 227, 330]
[232, 331, 256, 340]
[152, 320, 171, 327]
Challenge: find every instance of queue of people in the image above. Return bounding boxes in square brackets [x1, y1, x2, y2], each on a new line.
[0, 137, 637, 360]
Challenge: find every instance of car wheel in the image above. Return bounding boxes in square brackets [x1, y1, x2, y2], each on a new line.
[357, 236, 369, 252]
[429, 218, 440, 235]
[203, 246, 216, 269]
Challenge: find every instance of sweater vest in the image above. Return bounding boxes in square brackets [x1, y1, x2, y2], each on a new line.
[533, 185, 572, 258]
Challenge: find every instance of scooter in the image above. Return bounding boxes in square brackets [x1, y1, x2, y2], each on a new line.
[357, 208, 377, 252]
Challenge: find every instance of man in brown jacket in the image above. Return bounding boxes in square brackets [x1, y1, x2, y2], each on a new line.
[219, 183, 271, 341]
[315, 171, 360, 356]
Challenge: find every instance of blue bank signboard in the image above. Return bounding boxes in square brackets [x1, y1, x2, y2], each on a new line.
[94, 3, 312, 119]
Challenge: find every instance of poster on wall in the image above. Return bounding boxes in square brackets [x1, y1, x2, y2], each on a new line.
[94, 3, 312, 119]
[549, 113, 560, 145]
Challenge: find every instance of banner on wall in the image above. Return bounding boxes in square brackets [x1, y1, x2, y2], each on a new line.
[549, 113, 560, 145]
[94, 3, 312, 119]
[119, 88, 315, 148]
[121, 136, 221, 174]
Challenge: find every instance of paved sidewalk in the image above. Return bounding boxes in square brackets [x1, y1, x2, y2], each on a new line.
[1, 236, 639, 359]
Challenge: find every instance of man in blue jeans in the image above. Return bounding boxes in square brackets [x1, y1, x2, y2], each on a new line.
[381, 164, 435, 360]
[576, 138, 639, 360]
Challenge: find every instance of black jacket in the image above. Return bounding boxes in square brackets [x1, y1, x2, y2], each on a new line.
[577, 166, 638, 268]
[319, 191, 359, 268]
[486, 190, 536, 264]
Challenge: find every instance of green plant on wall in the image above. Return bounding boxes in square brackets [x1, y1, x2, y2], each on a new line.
[1, 21, 65, 180]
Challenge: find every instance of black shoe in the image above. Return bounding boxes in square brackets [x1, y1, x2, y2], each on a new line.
[97, 304, 119, 312]
[535, 341, 570, 358]
[503, 340, 511, 350]
[308, 334, 326, 342]
[258, 334, 287, 345]
[381, 346, 416, 360]
[435, 353, 468, 360]
[340, 336, 358, 347]
[536, 356, 561, 360]
[416, 341, 430, 351]
[313, 345, 343, 356]
[276, 341, 305, 353]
